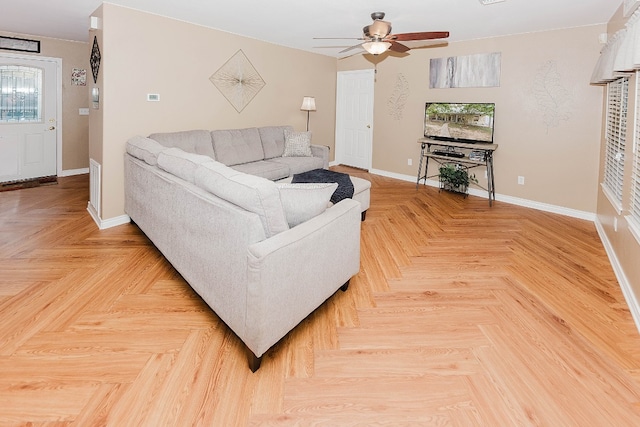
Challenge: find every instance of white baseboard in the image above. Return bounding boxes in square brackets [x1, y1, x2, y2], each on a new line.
[595, 219, 640, 334]
[87, 202, 130, 230]
[368, 168, 596, 222]
[59, 167, 89, 177]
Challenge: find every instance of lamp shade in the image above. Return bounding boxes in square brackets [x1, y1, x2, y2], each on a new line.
[300, 96, 316, 111]
[362, 41, 391, 55]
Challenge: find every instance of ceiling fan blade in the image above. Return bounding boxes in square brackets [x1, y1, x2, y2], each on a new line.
[313, 37, 366, 40]
[389, 41, 410, 53]
[339, 43, 365, 54]
[391, 31, 450, 41]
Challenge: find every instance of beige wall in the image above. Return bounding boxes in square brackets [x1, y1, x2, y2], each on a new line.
[596, 4, 640, 310]
[0, 30, 90, 171]
[338, 25, 605, 213]
[93, 4, 337, 219]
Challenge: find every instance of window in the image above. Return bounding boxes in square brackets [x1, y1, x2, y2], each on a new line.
[603, 76, 629, 211]
[627, 72, 640, 244]
[0, 65, 42, 122]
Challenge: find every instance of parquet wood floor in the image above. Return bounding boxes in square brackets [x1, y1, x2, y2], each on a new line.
[1, 168, 640, 426]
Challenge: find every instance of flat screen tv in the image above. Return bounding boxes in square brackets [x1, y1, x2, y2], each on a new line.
[424, 102, 495, 144]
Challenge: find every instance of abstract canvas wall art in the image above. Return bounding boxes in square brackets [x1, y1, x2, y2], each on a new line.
[430, 52, 501, 88]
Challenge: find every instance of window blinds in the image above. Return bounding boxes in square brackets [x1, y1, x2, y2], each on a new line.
[631, 72, 640, 225]
[604, 77, 629, 206]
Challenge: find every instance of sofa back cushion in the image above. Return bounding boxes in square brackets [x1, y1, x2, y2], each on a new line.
[148, 130, 215, 159]
[157, 148, 214, 183]
[210, 128, 264, 166]
[194, 161, 289, 237]
[259, 125, 293, 159]
[126, 136, 165, 166]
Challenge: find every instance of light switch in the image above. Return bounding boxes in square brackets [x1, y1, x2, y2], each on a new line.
[147, 94, 160, 102]
[79, 108, 89, 115]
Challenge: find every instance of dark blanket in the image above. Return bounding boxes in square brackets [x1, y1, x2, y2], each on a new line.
[292, 169, 354, 204]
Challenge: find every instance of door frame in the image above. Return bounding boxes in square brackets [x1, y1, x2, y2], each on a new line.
[0, 52, 62, 176]
[335, 69, 375, 169]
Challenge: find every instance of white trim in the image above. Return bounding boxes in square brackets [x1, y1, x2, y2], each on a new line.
[0, 52, 63, 178]
[87, 202, 131, 230]
[369, 168, 596, 221]
[595, 218, 640, 334]
[626, 214, 640, 246]
[601, 182, 624, 215]
[59, 167, 89, 177]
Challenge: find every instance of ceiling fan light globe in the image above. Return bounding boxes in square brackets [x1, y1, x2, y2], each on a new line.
[363, 41, 391, 55]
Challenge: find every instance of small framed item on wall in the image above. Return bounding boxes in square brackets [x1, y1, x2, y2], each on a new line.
[0, 36, 40, 53]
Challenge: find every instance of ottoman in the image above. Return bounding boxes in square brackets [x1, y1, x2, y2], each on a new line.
[278, 174, 371, 221]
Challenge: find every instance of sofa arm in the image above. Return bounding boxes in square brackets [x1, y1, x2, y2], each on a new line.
[310, 144, 330, 169]
[244, 198, 361, 357]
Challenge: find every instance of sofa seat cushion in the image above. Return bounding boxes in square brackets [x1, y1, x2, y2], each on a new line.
[259, 125, 293, 159]
[211, 128, 265, 166]
[148, 130, 215, 159]
[194, 161, 289, 237]
[283, 129, 313, 157]
[231, 160, 290, 181]
[126, 136, 165, 166]
[276, 183, 338, 227]
[157, 148, 214, 183]
[268, 156, 325, 176]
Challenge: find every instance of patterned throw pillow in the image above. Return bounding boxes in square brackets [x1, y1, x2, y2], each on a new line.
[282, 129, 312, 157]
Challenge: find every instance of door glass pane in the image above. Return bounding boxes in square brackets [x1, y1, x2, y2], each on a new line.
[0, 65, 42, 122]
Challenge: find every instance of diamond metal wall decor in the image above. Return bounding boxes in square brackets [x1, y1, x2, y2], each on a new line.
[210, 50, 265, 113]
[90, 36, 101, 84]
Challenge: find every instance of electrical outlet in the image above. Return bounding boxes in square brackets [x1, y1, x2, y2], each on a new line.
[518, 176, 525, 185]
[407, 158, 412, 166]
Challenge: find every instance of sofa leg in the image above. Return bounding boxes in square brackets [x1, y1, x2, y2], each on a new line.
[340, 280, 350, 292]
[248, 350, 262, 373]
[361, 210, 367, 221]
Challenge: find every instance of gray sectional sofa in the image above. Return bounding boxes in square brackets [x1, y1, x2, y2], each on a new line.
[124, 125, 362, 371]
[148, 125, 328, 180]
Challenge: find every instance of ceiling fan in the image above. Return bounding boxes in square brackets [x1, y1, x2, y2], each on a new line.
[315, 12, 449, 56]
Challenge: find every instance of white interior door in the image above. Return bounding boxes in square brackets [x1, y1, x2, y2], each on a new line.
[0, 55, 58, 183]
[335, 69, 374, 170]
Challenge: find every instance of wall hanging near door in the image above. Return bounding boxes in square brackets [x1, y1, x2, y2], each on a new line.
[209, 50, 265, 113]
[90, 36, 101, 84]
[0, 36, 40, 53]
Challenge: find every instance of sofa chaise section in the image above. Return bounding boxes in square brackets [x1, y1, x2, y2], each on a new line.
[124, 137, 361, 371]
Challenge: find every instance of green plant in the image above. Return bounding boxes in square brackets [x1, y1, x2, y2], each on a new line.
[438, 164, 477, 190]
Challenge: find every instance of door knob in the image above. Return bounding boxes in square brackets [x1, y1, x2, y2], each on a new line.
[367, 124, 371, 128]
[48, 126, 55, 130]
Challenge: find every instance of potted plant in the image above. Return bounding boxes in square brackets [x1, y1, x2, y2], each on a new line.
[438, 163, 477, 195]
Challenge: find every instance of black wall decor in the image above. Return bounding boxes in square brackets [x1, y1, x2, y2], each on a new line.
[0, 36, 40, 53]
[90, 36, 101, 84]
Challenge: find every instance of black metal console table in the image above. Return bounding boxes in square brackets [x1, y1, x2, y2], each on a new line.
[416, 138, 498, 205]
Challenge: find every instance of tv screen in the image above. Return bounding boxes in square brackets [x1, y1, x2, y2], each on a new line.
[424, 102, 495, 144]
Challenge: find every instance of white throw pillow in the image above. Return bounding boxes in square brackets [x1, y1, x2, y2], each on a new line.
[277, 182, 338, 227]
[282, 129, 312, 157]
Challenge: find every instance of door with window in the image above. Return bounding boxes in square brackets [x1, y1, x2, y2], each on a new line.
[0, 55, 58, 183]
[335, 69, 375, 170]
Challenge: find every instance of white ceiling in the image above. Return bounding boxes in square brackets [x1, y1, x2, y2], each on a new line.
[0, 0, 622, 57]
